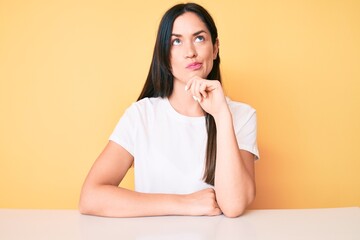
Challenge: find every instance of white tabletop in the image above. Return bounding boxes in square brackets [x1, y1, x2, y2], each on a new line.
[0, 207, 359, 240]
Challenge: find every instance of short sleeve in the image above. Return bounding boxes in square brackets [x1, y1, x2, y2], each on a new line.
[109, 104, 138, 156]
[230, 101, 260, 160]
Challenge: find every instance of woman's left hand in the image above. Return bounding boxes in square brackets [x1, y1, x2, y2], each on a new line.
[185, 76, 229, 118]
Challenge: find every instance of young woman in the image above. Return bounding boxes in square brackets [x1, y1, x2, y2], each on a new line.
[79, 3, 259, 218]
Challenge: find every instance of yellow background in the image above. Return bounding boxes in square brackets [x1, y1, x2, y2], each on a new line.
[1, 0, 359, 209]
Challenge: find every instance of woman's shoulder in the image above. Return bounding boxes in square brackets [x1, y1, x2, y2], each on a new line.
[125, 97, 165, 116]
[132, 97, 164, 110]
[226, 97, 256, 116]
[135, 97, 163, 105]
[226, 97, 258, 139]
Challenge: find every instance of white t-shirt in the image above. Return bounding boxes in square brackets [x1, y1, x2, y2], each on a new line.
[109, 97, 259, 194]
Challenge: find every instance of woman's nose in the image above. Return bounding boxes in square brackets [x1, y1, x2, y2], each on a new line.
[184, 43, 197, 59]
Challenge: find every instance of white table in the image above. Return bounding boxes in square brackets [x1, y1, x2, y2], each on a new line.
[0, 207, 359, 239]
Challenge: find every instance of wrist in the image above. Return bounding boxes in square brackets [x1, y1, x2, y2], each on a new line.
[212, 106, 232, 124]
[175, 192, 204, 216]
[171, 193, 193, 216]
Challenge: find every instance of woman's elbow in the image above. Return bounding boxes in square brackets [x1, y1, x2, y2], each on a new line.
[221, 204, 247, 218]
[78, 188, 98, 215]
[78, 194, 92, 215]
[78, 205, 89, 215]
[221, 191, 256, 218]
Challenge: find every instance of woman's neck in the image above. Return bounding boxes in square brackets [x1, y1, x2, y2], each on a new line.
[168, 80, 205, 117]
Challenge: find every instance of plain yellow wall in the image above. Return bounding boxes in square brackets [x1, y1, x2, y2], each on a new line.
[1, 0, 359, 209]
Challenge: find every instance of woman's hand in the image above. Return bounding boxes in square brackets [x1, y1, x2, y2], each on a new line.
[185, 76, 229, 118]
[182, 188, 222, 216]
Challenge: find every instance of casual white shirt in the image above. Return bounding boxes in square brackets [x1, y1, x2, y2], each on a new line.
[109, 97, 259, 194]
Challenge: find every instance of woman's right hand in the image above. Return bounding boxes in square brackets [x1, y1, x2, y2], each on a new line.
[183, 188, 222, 216]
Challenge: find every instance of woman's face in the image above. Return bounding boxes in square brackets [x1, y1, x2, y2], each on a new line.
[170, 12, 218, 84]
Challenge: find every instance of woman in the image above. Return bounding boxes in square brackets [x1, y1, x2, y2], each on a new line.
[79, 3, 259, 218]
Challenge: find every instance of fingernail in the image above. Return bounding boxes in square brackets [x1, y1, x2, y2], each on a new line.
[185, 85, 188, 91]
[193, 96, 199, 102]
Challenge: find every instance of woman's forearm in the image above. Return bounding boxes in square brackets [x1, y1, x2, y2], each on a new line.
[79, 185, 221, 217]
[213, 108, 256, 217]
[79, 185, 186, 217]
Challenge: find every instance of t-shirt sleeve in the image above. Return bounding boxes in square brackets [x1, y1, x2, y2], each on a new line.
[233, 106, 260, 160]
[109, 104, 137, 156]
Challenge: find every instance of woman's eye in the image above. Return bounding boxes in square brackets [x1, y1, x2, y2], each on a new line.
[172, 39, 181, 46]
[195, 36, 205, 42]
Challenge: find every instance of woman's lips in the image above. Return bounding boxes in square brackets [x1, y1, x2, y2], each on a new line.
[186, 62, 202, 70]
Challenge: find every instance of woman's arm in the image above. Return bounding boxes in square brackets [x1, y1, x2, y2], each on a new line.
[187, 77, 256, 218]
[213, 108, 256, 218]
[79, 141, 221, 217]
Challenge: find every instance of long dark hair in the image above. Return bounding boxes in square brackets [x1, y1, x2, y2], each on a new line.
[137, 3, 221, 185]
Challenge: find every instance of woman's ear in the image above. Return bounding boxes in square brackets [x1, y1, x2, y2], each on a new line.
[213, 38, 219, 60]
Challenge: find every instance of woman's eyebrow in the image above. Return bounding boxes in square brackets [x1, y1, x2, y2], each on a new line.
[171, 30, 207, 37]
[193, 30, 207, 36]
